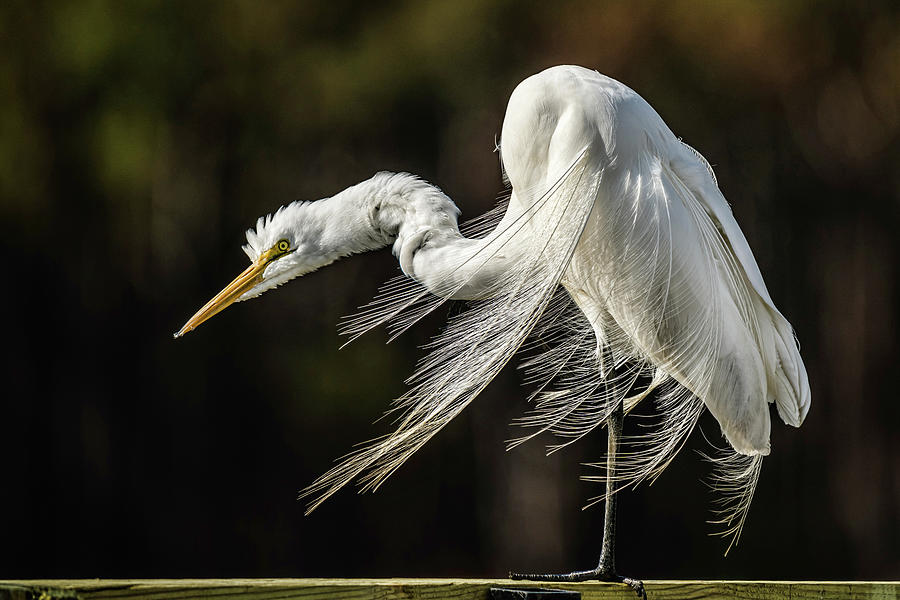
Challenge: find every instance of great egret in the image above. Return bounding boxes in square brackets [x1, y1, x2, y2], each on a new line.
[176, 65, 810, 594]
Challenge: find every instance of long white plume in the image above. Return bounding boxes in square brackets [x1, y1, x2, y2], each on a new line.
[300, 67, 808, 552]
[300, 149, 601, 513]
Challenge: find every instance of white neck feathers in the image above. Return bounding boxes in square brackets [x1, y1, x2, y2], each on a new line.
[245, 171, 506, 301]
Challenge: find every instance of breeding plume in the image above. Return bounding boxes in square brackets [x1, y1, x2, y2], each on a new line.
[176, 65, 809, 590]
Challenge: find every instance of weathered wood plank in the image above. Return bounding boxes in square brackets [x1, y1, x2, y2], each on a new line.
[0, 579, 897, 600]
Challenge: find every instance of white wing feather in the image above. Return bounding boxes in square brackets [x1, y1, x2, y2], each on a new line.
[671, 144, 810, 426]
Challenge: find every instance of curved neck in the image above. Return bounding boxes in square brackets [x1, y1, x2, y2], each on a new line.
[330, 172, 512, 300]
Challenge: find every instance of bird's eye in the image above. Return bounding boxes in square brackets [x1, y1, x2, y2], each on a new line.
[276, 239, 290, 253]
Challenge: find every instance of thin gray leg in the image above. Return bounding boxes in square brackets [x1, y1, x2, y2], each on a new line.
[509, 400, 646, 599]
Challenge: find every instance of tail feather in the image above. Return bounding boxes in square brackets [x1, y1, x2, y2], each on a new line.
[769, 309, 810, 426]
[703, 449, 763, 554]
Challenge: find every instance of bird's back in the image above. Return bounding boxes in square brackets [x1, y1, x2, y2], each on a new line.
[499, 65, 809, 456]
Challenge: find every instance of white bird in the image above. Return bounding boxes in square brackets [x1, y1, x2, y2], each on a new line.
[175, 65, 809, 592]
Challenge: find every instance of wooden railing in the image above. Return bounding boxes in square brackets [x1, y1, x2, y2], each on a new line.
[1, 579, 897, 600]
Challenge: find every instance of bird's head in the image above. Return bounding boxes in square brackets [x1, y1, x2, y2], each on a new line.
[174, 202, 333, 338]
[173, 171, 452, 338]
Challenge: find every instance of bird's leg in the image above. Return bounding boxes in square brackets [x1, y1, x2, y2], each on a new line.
[509, 400, 646, 599]
[598, 396, 621, 573]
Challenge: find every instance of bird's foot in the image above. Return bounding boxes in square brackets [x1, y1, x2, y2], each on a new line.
[509, 567, 646, 599]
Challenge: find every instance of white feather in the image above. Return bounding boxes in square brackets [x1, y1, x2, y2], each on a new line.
[300, 148, 602, 512]
[219, 66, 809, 550]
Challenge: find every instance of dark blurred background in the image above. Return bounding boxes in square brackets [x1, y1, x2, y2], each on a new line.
[1, 0, 898, 581]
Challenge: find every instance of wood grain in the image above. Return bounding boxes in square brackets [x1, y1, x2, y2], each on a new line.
[0, 580, 897, 600]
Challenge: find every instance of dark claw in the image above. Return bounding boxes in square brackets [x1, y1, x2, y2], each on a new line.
[621, 577, 646, 600]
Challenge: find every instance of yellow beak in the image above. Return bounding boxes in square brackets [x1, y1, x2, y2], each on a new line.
[174, 249, 277, 338]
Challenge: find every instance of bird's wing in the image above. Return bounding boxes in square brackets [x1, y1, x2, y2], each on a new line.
[498, 134, 767, 550]
[671, 142, 810, 427]
[300, 148, 603, 513]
